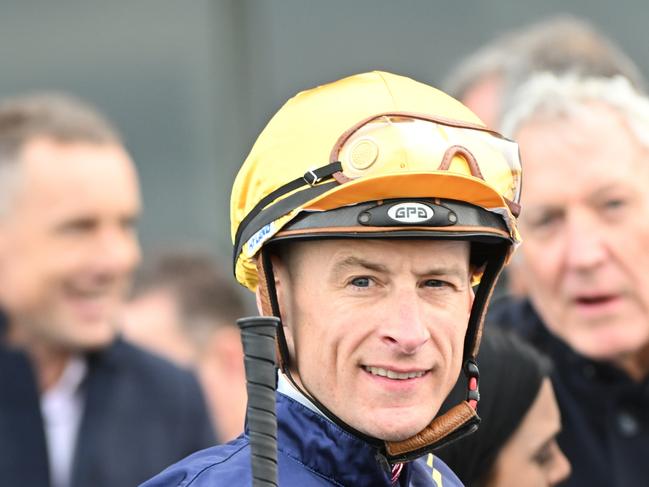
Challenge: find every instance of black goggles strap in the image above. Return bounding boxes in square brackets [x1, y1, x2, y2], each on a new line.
[233, 162, 342, 268]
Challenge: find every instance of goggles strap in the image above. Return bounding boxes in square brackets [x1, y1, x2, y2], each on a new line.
[234, 162, 342, 264]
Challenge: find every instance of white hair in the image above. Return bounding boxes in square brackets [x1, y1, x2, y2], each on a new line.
[501, 73, 649, 151]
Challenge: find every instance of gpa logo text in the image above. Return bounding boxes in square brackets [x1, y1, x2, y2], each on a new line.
[387, 202, 434, 224]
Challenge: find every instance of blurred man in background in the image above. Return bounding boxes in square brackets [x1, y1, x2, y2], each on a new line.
[494, 73, 649, 486]
[0, 93, 215, 487]
[443, 14, 646, 298]
[444, 14, 645, 129]
[122, 250, 249, 442]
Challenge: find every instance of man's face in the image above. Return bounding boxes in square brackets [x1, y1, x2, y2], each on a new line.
[515, 104, 649, 365]
[461, 73, 503, 128]
[273, 238, 473, 441]
[0, 138, 141, 351]
[121, 289, 196, 366]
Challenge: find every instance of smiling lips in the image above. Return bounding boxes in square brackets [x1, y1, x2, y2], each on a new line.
[66, 284, 121, 321]
[363, 366, 428, 380]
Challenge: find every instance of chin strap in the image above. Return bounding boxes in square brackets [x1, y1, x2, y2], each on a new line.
[383, 359, 482, 463]
[254, 244, 506, 465]
[257, 247, 290, 371]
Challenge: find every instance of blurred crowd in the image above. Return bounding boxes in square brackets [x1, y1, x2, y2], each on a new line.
[1, 13, 648, 487]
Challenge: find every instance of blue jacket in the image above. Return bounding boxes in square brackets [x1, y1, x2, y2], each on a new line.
[142, 390, 463, 486]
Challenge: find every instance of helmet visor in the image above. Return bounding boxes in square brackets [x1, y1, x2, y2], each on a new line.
[332, 113, 522, 211]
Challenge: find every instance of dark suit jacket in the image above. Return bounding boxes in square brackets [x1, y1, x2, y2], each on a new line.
[0, 335, 216, 487]
[487, 297, 649, 487]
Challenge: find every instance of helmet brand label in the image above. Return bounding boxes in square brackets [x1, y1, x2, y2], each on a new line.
[387, 202, 434, 224]
[246, 222, 275, 256]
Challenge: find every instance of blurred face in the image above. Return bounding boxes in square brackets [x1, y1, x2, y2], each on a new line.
[515, 104, 649, 370]
[461, 73, 503, 128]
[487, 379, 570, 486]
[0, 138, 141, 351]
[273, 239, 474, 441]
[121, 289, 195, 366]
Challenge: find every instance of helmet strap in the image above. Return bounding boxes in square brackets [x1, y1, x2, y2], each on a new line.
[465, 243, 509, 359]
[257, 248, 290, 372]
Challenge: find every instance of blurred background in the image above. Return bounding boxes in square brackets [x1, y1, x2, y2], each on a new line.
[2, 0, 645, 262]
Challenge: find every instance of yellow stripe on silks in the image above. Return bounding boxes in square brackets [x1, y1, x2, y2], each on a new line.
[426, 454, 444, 487]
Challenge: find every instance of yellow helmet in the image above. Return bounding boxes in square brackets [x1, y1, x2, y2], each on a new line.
[232, 71, 520, 291]
[230, 71, 522, 463]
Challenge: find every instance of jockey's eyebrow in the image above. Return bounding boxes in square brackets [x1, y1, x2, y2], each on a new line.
[331, 255, 469, 284]
[332, 256, 389, 275]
